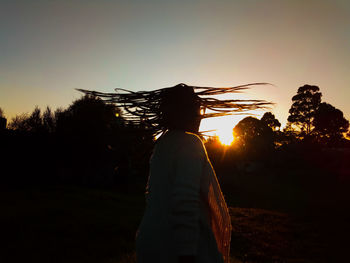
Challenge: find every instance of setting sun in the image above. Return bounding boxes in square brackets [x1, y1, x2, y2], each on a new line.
[217, 128, 234, 146]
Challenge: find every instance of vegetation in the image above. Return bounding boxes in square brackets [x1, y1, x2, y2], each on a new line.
[0, 107, 6, 129]
[260, 112, 281, 131]
[233, 116, 273, 153]
[313, 102, 349, 145]
[287, 84, 322, 135]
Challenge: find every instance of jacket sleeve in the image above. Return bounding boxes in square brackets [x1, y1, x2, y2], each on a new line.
[170, 134, 204, 256]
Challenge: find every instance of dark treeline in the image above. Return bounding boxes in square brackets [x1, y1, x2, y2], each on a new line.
[1, 84, 350, 210]
[0, 95, 153, 188]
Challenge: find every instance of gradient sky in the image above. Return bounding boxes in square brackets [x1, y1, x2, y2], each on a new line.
[1, 0, 349, 135]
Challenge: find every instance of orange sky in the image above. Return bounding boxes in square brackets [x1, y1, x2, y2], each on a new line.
[1, 0, 349, 135]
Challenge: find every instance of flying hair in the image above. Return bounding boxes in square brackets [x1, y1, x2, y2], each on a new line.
[77, 83, 273, 137]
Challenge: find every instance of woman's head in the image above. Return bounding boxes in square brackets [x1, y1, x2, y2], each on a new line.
[159, 83, 202, 133]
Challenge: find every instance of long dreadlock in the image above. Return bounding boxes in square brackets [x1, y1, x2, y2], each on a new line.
[77, 83, 272, 137]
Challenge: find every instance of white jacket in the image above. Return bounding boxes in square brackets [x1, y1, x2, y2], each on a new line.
[136, 130, 224, 263]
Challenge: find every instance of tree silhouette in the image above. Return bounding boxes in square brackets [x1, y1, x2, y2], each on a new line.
[8, 113, 30, 131]
[52, 95, 125, 185]
[8, 106, 58, 133]
[261, 112, 281, 131]
[0, 107, 6, 130]
[313, 102, 349, 144]
[27, 106, 44, 133]
[55, 95, 121, 137]
[287, 85, 322, 135]
[8, 107, 46, 132]
[233, 116, 273, 157]
[42, 106, 55, 133]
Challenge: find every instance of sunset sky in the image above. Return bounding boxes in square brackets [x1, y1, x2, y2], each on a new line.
[1, 0, 349, 136]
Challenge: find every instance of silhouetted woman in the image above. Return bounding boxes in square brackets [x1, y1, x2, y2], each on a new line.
[79, 83, 271, 263]
[136, 84, 232, 263]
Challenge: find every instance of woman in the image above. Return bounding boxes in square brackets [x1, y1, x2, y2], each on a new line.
[136, 84, 232, 263]
[79, 83, 270, 263]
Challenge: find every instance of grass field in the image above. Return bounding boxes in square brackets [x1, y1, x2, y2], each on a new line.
[1, 186, 143, 263]
[1, 184, 349, 263]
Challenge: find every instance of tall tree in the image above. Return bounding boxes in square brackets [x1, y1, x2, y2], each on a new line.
[261, 112, 281, 131]
[313, 102, 349, 143]
[287, 85, 322, 135]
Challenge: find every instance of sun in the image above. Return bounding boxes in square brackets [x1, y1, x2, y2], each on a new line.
[217, 128, 234, 146]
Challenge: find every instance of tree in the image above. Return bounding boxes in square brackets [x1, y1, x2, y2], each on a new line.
[42, 106, 55, 133]
[261, 112, 281, 131]
[0, 107, 6, 130]
[8, 106, 58, 133]
[56, 95, 120, 137]
[233, 116, 273, 156]
[8, 107, 45, 132]
[287, 85, 322, 135]
[313, 102, 349, 144]
[26, 106, 44, 133]
[8, 113, 30, 131]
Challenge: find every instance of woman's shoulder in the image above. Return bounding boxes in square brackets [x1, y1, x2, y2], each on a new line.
[156, 130, 204, 151]
[183, 132, 204, 147]
[164, 130, 203, 143]
[175, 131, 206, 157]
[152, 130, 208, 164]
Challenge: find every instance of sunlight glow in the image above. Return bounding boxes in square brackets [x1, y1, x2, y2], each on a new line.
[199, 114, 241, 145]
[217, 128, 234, 146]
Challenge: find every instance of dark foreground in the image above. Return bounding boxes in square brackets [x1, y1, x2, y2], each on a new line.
[1, 185, 349, 263]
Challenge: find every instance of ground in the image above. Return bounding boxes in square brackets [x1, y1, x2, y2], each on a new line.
[0, 185, 348, 263]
